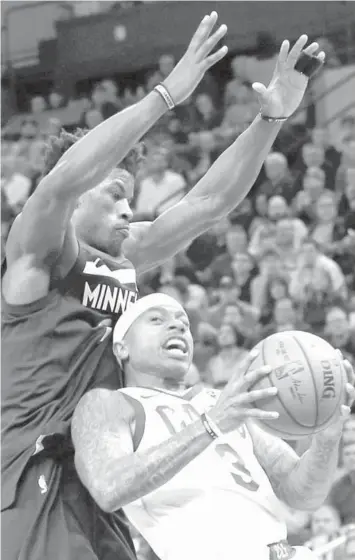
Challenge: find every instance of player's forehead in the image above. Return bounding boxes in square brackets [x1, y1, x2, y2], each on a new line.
[101, 168, 134, 199]
[142, 305, 188, 322]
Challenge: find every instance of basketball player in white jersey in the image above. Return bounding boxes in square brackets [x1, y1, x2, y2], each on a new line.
[72, 295, 355, 560]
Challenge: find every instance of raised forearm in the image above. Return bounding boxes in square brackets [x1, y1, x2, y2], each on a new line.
[187, 114, 282, 215]
[280, 430, 342, 511]
[46, 92, 167, 197]
[94, 418, 212, 512]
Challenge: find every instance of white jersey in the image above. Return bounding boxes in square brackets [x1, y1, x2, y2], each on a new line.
[121, 386, 290, 560]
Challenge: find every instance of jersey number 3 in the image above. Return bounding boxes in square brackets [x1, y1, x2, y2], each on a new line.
[155, 405, 259, 492]
[214, 442, 259, 492]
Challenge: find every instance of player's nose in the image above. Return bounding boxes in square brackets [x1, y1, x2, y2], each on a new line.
[117, 199, 133, 221]
[167, 319, 186, 333]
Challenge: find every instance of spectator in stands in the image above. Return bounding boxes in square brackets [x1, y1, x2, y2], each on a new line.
[48, 91, 64, 110]
[135, 146, 186, 216]
[249, 196, 308, 260]
[216, 103, 252, 146]
[293, 167, 328, 224]
[254, 274, 290, 326]
[259, 297, 305, 339]
[310, 126, 341, 172]
[208, 224, 248, 285]
[305, 504, 345, 560]
[250, 249, 283, 309]
[224, 55, 248, 107]
[258, 152, 299, 203]
[30, 96, 47, 114]
[335, 138, 355, 196]
[100, 79, 122, 118]
[146, 53, 176, 90]
[329, 441, 355, 524]
[43, 117, 62, 138]
[310, 191, 343, 249]
[323, 307, 355, 365]
[231, 252, 256, 303]
[83, 108, 105, 129]
[296, 142, 336, 192]
[193, 92, 223, 132]
[290, 238, 347, 302]
[191, 322, 218, 382]
[342, 415, 355, 446]
[8, 118, 45, 175]
[205, 322, 248, 389]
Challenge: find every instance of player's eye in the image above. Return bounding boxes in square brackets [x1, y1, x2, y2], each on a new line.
[150, 316, 163, 324]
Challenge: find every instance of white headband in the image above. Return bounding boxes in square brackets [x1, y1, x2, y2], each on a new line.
[113, 293, 185, 344]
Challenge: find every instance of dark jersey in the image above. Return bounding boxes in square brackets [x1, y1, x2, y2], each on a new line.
[1, 241, 138, 511]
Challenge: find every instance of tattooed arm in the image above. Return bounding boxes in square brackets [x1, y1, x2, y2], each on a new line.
[247, 421, 341, 511]
[71, 388, 213, 512]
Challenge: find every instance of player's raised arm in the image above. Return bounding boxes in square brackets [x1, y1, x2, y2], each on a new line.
[124, 36, 325, 275]
[5, 12, 227, 269]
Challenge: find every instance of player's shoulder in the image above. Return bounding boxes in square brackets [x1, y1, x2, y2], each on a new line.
[74, 388, 134, 425]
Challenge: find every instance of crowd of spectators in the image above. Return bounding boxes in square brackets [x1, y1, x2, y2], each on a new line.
[1, 39, 355, 560]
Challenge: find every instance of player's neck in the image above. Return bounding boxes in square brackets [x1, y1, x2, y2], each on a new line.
[125, 370, 184, 393]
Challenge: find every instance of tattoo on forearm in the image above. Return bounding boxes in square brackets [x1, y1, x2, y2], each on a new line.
[278, 434, 341, 509]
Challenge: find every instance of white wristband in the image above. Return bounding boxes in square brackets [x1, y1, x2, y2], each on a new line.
[153, 83, 175, 110]
[205, 413, 223, 439]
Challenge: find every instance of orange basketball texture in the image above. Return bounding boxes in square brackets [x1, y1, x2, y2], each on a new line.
[248, 331, 346, 439]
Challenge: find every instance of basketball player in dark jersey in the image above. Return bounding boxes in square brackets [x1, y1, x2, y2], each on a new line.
[1, 12, 324, 559]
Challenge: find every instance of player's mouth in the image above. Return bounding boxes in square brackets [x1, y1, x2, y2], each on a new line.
[115, 226, 130, 237]
[162, 337, 189, 358]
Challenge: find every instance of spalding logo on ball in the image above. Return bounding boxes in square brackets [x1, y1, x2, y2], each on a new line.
[248, 331, 346, 439]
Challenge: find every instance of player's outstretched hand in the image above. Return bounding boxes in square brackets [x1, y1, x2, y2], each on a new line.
[163, 12, 228, 105]
[208, 350, 279, 434]
[252, 35, 325, 118]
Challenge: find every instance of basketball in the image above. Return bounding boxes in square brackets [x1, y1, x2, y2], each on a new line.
[249, 331, 346, 439]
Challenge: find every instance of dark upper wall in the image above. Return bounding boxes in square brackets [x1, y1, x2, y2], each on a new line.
[55, 1, 355, 80]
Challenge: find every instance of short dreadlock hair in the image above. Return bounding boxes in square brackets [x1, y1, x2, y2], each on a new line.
[41, 127, 145, 179]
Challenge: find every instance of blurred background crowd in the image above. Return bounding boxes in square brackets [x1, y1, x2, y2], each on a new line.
[1, 1, 355, 558]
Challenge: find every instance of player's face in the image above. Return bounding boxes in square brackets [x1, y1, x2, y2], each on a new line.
[311, 506, 339, 536]
[124, 305, 194, 381]
[74, 168, 134, 256]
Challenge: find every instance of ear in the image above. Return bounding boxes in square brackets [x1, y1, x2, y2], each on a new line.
[113, 340, 129, 364]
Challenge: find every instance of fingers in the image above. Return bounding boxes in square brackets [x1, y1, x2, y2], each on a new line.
[197, 23, 228, 61]
[303, 42, 320, 56]
[244, 365, 272, 387]
[241, 408, 280, 420]
[287, 34, 309, 67]
[189, 11, 218, 52]
[205, 45, 228, 69]
[239, 386, 278, 405]
[278, 40, 290, 64]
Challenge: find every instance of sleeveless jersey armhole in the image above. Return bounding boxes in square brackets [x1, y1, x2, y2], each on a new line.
[121, 393, 146, 451]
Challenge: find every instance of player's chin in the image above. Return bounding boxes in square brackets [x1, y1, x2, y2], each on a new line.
[160, 350, 191, 374]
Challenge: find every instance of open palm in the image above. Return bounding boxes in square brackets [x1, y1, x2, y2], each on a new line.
[253, 35, 325, 118]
